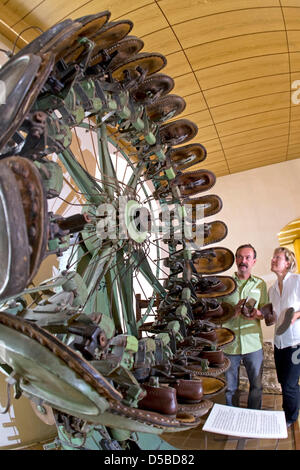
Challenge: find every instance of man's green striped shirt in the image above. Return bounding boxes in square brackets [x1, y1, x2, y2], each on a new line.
[220, 273, 268, 355]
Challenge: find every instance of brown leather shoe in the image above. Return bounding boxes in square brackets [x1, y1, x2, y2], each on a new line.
[241, 297, 257, 318]
[159, 119, 198, 147]
[261, 303, 276, 326]
[167, 143, 207, 172]
[194, 328, 217, 342]
[192, 247, 234, 275]
[172, 169, 216, 197]
[199, 348, 225, 367]
[182, 194, 223, 219]
[146, 94, 186, 124]
[138, 383, 178, 415]
[172, 379, 203, 404]
[130, 73, 175, 105]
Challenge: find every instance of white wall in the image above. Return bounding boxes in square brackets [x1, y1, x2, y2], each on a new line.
[207, 158, 300, 340]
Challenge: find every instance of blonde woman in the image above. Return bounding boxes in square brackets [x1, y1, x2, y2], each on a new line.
[269, 247, 300, 427]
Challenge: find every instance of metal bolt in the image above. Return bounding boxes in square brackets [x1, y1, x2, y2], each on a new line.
[37, 405, 46, 414]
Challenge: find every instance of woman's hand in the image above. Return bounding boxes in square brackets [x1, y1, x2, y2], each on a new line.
[291, 311, 300, 324]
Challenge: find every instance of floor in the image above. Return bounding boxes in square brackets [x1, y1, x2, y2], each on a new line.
[161, 391, 300, 451]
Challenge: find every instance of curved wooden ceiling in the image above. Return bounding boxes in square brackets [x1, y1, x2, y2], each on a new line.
[1, 0, 300, 177]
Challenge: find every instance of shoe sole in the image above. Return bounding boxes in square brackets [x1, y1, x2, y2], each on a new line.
[276, 307, 294, 335]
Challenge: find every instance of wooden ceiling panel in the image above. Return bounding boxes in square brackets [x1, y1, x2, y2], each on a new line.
[289, 129, 300, 146]
[290, 105, 300, 121]
[173, 9, 284, 50]
[287, 144, 300, 158]
[224, 135, 289, 159]
[281, 1, 300, 5]
[183, 109, 214, 129]
[179, 93, 208, 116]
[226, 145, 288, 164]
[203, 75, 290, 108]
[1, 1, 300, 176]
[197, 160, 229, 177]
[171, 73, 200, 96]
[188, 126, 219, 143]
[216, 108, 290, 137]
[203, 151, 226, 164]
[158, 0, 280, 25]
[211, 92, 290, 124]
[195, 54, 289, 91]
[282, 7, 300, 30]
[139, 28, 181, 56]
[201, 139, 223, 155]
[287, 30, 300, 52]
[5, 0, 44, 25]
[0, 2, 31, 27]
[185, 32, 288, 71]
[162, 52, 193, 79]
[228, 155, 284, 173]
[289, 52, 300, 72]
[12, 0, 91, 29]
[118, 4, 169, 37]
[221, 123, 290, 149]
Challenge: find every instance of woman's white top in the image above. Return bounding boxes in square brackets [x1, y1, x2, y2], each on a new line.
[268, 272, 300, 349]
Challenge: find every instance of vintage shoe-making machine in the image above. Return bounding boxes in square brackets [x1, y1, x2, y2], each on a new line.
[0, 11, 238, 450]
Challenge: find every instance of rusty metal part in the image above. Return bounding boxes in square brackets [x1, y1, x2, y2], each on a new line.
[0, 52, 55, 153]
[68, 323, 108, 359]
[0, 311, 122, 402]
[0, 162, 30, 300]
[57, 213, 92, 234]
[30, 400, 56, 425]
[0, 311, 202, 430]
[2, 156, 48, 284]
